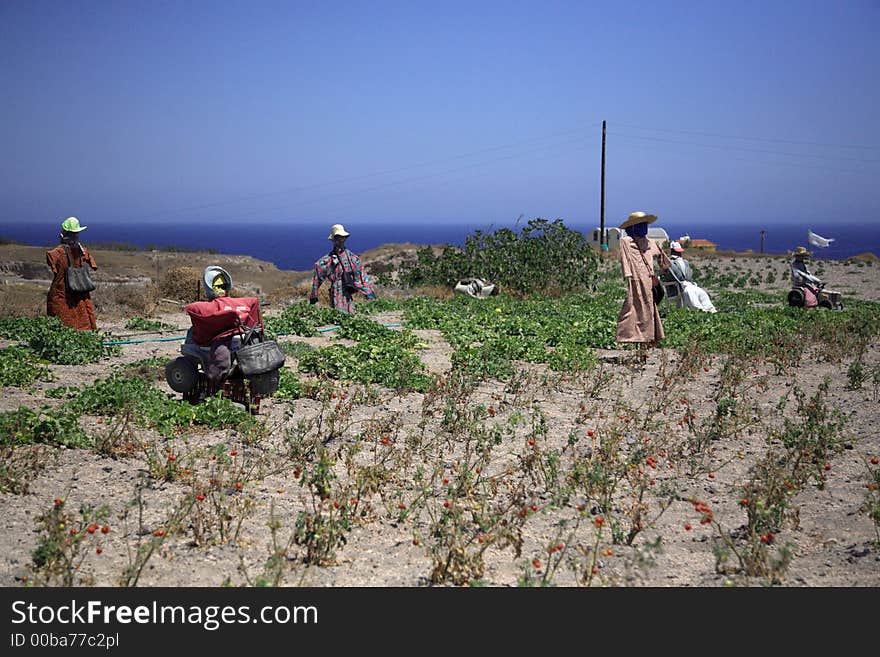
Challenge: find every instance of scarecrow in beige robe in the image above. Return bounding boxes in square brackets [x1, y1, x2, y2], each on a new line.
[616, 212, 671, 345]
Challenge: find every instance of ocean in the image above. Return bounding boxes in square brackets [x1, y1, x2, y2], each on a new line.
[1, 220, 877, 272]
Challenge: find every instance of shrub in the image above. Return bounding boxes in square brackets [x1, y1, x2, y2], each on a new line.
[159, 266, 202, 302]
[397, 218, 599, 296]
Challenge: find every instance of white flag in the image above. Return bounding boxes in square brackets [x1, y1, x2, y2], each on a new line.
[808, 229, 835, 248]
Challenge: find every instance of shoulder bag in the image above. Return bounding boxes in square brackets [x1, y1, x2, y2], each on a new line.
[234, 323, 286, 376]
[333, 250, 359, 295]
[63, 245, 96, 294]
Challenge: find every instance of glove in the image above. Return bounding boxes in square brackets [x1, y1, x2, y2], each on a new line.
[309, 296, 318, 305]
[365, 292, 377, 300]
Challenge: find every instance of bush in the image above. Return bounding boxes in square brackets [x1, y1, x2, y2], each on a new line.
[159, 266, 202, 303]
[397, 218, 599, 296]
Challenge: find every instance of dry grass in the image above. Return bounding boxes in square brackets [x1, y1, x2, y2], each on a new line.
[92, 283, 161, 321]
[0, 283, 45, 318]
[159, 267, 203, 303]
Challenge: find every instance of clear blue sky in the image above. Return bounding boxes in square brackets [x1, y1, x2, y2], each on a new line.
[1, 0, 878, 228]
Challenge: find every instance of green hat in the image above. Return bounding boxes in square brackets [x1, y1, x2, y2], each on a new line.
[61, 217, 87, 232]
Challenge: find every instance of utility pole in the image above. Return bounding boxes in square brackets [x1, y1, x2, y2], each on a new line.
[760, 229, 766, 254]
[600, 120, 606, 250]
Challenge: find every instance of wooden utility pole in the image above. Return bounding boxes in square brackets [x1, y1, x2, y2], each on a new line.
[600, 120, 606, 249]
[760, 229, 766, 254]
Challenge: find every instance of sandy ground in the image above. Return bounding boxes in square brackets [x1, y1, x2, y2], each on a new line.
[0, 251, 878, 587]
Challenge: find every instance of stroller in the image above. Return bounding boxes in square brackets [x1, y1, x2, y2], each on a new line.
[164, 267, 285, 414]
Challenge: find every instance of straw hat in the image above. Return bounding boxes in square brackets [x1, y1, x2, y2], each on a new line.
[793, 246, 811, 258]
[328, 223, 350, 239]
[61, 217, 87, 232]
[619, 211, 658, 230]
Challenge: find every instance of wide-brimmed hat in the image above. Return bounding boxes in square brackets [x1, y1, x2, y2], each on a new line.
[619, 211, 658, 230]
[669, 240, 683, 253]
[328, 223, 350, 239]
[793, 246, 811, 258]
[61, 217, 87, 232]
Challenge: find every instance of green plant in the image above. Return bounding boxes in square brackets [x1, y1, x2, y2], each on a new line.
[274, 368, 303, 399]
[187, 450, 258, 546]
[238, 504, 299, 586]
[68, 373, 251, 437]
[280, 341, 316, 359]
[397, 219, 599, 295]
[0, 316, 120, 364]
[0, 406, 90, 448]
[268, 303, 345, 337]
[864, 457, 880, 546]
[0, 345, 53, 387]
[0, 443, 54, 494]
[298, 342, 431, 392]
[124, 317, 176, 331]
[29, 498, 111, 586]
[292, 448, 354, 565]
[847, 359, 865, 390]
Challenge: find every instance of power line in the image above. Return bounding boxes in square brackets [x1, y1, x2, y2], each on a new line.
[613, 122, 880, 151]
[63, 118, 877, 225]
[271, 144, 596, 223]
[172, 134, 596, 223]
[612, 139, 873, 177]
[609, 131, 880, 165]
[118, 121, 602, 223]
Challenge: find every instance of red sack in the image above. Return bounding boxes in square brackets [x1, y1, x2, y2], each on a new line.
[185, 297, 261, 346]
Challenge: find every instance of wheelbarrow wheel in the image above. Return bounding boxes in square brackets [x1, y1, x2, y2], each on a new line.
[787, 289, 805, 308]
[165, 357, 198, 393]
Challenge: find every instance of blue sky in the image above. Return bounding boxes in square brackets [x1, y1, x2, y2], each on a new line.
[1, 0, 878, 228]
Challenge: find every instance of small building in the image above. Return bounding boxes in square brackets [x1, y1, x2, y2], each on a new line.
[647, 226, 669, 247]
[687, 238, 717, 252]
[587, 226, 623, 251]
[587, 225, 670, 251]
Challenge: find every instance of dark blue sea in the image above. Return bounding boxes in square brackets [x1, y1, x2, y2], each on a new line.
[1, 220, 877, 271]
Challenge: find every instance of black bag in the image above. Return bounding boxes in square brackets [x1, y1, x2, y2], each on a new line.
[652, 281, 665, 305]
[236, 340, 286, 376]
[331, 250, 359, 295]
[64, 245, 96, 294]
[341, 270, 358, 295]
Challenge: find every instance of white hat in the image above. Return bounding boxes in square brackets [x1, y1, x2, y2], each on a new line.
[328, 223, 350, 239]
[670, 241, 683, 253]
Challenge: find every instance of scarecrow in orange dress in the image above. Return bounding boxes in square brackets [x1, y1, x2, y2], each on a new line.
[616, 211, 671, 351]
[46, 217, 98, 330]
